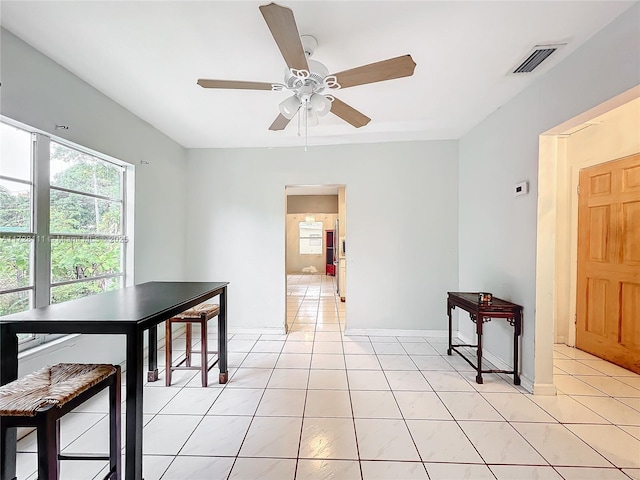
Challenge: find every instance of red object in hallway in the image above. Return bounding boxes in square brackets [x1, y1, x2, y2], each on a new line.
[325, 230, 335, 276]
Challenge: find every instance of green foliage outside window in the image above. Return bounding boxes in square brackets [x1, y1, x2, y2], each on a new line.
[0, 183, 32, 316]
[50, 142, 122, 235]
[51, 277, 121, 305]
[0, 184, 30, 232]
[0, 238, 31, 315]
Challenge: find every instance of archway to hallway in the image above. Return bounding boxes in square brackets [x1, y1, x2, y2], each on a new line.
[284, 185, 347, 334]
[534, 86, 640, 394]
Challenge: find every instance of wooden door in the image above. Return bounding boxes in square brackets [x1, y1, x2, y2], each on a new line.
[576, 153, 640, 373]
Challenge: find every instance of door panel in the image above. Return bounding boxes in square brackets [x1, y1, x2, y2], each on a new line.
[590, 172, 612, 195]
[585, 278, 608, 336]
[623, 164, 640, 190]
[622, 201, 640, 262]
[620, 282, 640, 347]
[588, 206, 610, 261]
[577, 153, 640, 374]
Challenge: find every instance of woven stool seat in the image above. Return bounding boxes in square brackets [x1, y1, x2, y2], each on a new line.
[173, 303, 220, 320]
[0, 363, 121, 479]
[0, 363, 117, 417]
[166, 303, 221, 387]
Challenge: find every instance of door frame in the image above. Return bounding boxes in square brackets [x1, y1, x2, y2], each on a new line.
[534, 85, 640, 395]
[283, 184, 346, 331]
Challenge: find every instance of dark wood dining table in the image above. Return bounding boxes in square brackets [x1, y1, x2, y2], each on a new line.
[0, 281, 229, 480]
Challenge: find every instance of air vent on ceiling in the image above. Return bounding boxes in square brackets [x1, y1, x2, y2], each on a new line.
[511, 43, 566, 74]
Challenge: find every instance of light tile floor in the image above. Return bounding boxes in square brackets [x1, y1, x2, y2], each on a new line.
[15, 274, 640, 479]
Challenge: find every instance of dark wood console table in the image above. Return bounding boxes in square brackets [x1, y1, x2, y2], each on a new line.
[447, 292, 522, 385]
[1, 281, 228, 480]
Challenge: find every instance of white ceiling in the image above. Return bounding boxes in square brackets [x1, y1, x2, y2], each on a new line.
[0, 1, 634, 149]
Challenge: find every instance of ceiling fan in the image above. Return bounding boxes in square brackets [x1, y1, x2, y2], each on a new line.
[197, 2, 417, 132]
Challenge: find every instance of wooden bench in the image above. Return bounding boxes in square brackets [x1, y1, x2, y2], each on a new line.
[0, 363, 121, 480]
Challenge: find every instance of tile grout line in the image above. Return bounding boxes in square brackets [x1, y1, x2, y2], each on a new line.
[334, 275, 365, 480]
[292, 273, 320, 480]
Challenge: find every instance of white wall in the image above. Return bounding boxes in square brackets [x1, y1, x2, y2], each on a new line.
[0, 28, 188, 283]
[1, 28, 189, 371]
[458, 4, 640, 388]
[186, 141, 459, 333]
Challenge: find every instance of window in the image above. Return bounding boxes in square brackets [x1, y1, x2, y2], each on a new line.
[0, 119, 131, 350]
[49, 142, 126, 304]
[299, 221, 323, 255]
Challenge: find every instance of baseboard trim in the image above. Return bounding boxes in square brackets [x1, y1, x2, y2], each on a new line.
[230, 326, 287, 335]
[457, 331, 512, 371]
[533, 382, 557, 395]
[519, 375, 535, 394]
[458, 331, 534, 394]
[344, 328, 452, 338]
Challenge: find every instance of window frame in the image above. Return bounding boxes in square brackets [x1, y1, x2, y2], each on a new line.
[298, 221, 324, 255]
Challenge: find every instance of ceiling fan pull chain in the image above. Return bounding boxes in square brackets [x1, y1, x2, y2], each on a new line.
[305, 111, 308, 152]
[304, 98, 309, 151]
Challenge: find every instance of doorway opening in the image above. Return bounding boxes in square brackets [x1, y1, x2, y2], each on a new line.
[534, 86, 640, 394]
[284, 185, 347, 334]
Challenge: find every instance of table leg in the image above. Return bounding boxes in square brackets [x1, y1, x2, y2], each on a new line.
[126, 330, 144, 479]
[147, 325, 159, 382]
[165, 320, 173, 387]
[201, 318, 208, 387]
[218, 287, 228, 384]
[186, 323, 192, 367]
[0, 325, 18, 480]
[514, 310, 522, 385]
[476, 315, 484, 384]
[447, 301, 453, 356]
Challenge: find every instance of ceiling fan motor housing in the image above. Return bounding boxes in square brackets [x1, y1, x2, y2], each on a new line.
[301, 35, 318, 57]
[283, 59, 333, 93]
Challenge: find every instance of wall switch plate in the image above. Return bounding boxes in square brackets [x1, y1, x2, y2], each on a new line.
[514, 181, 529, 197]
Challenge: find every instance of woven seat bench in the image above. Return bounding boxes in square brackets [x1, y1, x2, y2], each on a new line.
[166, 303, 220, 387]
[0, 363, 121, 480]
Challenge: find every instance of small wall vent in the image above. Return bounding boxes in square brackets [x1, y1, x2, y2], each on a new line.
[510, 43, 566, 74]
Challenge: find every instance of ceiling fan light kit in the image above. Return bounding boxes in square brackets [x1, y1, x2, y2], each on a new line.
[279, 95, 301, 119]
[197, 2, 417, 144]
[276, 54, 339, 122]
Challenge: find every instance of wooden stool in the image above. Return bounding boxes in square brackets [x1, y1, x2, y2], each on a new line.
[0, 363, 121, 480]
[165, 303, 220, 387]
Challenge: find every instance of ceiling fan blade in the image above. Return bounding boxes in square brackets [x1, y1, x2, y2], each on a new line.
[259, 3, 309, 71]
[269, 113, 291, 131]
[197, 79, 274, 90]
[330, 97, 371, 128]
[332, 55, 417, 89]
